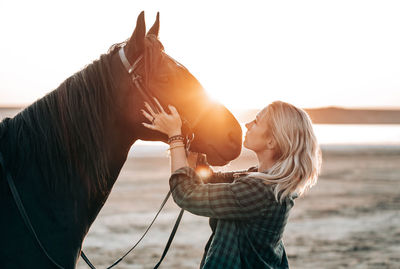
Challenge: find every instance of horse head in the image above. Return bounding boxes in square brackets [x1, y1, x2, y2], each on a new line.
[111, 12, 242, 166]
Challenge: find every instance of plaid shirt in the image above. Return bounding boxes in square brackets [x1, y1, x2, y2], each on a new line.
[169, 167, 297, 269]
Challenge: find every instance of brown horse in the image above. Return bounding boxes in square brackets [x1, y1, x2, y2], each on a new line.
[0, 12, 242, 268]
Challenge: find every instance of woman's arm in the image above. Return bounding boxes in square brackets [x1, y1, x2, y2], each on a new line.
[141, 100, 273, 220]
[169, 167, 276, 219]
[205, 166, 258, 184]
[205, 172, 237, 183]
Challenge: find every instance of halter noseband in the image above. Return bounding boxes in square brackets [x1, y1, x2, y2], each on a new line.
[118, 46, 195, 149]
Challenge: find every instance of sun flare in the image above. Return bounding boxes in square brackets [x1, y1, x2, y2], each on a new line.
[195, 167, 212, 179]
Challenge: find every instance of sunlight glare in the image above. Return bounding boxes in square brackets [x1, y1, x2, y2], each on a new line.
[195, 167, 212, 179]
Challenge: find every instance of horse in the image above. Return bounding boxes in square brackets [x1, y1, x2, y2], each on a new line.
[0, 12, 242, 268]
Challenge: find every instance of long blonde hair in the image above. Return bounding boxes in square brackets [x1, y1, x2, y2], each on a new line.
[246, 101, 321, 203]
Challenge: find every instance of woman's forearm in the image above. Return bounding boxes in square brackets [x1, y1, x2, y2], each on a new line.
[170, 141, 188, 173]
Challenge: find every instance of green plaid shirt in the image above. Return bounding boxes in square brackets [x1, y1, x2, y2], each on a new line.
[169, 167, 297, 269]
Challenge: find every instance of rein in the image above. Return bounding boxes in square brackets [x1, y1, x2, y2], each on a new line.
[118, 45, 202, 143]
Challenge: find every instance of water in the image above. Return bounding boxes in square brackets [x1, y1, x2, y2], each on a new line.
[313, 124, 400, 145]
[129, 124, 400, 157]
[241, 123, 400, 145]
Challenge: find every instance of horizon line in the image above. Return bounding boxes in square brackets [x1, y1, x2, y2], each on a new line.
[1, 104, 400, 111]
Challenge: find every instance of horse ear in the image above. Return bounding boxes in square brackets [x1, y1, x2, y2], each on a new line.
[147, 12, 160, 37]
[126, 11, 146, 59]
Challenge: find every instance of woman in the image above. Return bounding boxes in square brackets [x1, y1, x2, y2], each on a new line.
[142, 100, 321, 269]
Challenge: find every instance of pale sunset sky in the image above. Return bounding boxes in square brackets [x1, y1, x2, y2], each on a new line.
[0, 0, 399, 109]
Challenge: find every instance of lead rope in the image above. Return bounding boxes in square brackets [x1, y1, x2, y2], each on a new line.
[80, 190, 185, 269]
[80, 136, 194, 269]
[86, 190, 179, 269]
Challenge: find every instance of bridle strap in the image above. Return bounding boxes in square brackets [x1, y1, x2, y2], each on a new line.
[119, 47, 159, 113]
[118, 47, 138, 74]
[118, 45, 203, 147]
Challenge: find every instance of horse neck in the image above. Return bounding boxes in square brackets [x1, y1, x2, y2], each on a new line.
[101, 50, 139, 189]
[103, 118, 138, 188]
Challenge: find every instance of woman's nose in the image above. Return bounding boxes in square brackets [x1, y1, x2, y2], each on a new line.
[245, 122, 251, 129]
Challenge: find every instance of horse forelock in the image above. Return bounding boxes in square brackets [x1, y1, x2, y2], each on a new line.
[14, 49, 119, 199]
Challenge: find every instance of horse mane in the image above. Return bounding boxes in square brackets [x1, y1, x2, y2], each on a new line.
[12, 46, 120, 198]
[8, 36, 174, 199]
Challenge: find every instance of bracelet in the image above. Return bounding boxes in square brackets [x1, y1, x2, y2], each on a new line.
[169, 141, 184, 147]
[168, 135, 185, 144]
[169, 144, 185, 151]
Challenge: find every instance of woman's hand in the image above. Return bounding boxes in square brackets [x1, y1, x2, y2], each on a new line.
[189, 152, 213, 179]
[187, 152, 199, 169]
[142, 98, 187, 173]
[141, 98, 182, 137]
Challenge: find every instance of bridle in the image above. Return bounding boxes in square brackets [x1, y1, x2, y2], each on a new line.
[80, 45, 201, 268]
[118, 45, 198, 149]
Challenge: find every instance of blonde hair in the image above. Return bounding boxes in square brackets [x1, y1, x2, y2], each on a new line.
[246, 101, 321, 203]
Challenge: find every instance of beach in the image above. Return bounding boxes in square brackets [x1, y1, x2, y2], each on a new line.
[76, 145, 400, 269]
[2, 1, 400, 267]
[1, 108, 399, 268]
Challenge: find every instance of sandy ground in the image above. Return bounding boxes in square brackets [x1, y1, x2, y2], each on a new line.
[2, 107, 399, 268]
[75, 146, 400, 269]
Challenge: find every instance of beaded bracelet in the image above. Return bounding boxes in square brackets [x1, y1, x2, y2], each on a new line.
[169, 140, 184, 146]
[168, 135, 185, 144]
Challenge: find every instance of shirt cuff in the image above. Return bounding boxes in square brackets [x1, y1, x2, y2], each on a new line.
[169, 166, 202, 190]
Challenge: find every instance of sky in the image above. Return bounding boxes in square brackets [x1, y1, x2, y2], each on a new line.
[0, 0, 399, 109]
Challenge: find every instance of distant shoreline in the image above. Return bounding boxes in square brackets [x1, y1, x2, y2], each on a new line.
[305, 107, 400, 124]
[128, 144, 400, 159]
[235, 107, 400, 124]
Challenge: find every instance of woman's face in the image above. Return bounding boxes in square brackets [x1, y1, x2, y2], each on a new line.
[243, 108, 269, 153]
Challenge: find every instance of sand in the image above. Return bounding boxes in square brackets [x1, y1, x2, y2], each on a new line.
[75, 146, 400, 269]
[2, 107, 399, 268]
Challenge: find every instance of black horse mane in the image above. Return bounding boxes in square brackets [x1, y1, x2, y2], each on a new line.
[11, 46, 122, 198]
[7, 36, 178, 200]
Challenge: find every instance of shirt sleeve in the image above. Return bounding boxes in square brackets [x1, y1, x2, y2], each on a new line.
[205, 171, 236, 183]
[169, 167, 274, 219]
[205, 166, 258, 184]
